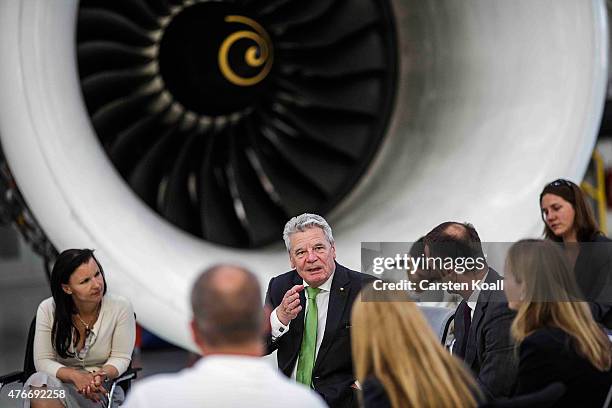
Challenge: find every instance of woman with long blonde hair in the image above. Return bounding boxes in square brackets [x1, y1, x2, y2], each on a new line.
[504, 239, 612, 407]
[351, 286, 481, 408]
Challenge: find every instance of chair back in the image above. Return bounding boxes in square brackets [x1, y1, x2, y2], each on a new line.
[603, 384, 612, 408]
[22, 316, 37, 382]
[418, 305, 455, 344]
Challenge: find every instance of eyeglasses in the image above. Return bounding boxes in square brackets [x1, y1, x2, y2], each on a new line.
[547, 179, 573, 188]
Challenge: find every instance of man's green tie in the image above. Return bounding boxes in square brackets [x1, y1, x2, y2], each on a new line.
[296, 286, 321, 386]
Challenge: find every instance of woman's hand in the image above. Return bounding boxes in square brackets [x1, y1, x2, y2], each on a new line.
[69, 370, 93, 390]
[69, 370, 95, 397]
[92, 370, 107, 387]
[83, 383, 108, 402]
[88, 370, 109, 401]
[69, 370, 106, 402]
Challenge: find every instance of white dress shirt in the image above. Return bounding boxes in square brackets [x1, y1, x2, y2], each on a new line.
[122, 355, 327, 408]
[466, 269, 489, 319]
[270, 272, 335, 379]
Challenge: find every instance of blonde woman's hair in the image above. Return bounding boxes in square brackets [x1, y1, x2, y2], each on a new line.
[506, 239, 611, 371]
[351, 287, 480, 408]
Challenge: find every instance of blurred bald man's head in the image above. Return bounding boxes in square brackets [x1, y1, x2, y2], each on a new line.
[191, 264, 263, 348]
[424, 221, 486, 264]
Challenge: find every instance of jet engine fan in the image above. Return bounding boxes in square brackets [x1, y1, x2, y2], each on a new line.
[0, 0, 607, 349]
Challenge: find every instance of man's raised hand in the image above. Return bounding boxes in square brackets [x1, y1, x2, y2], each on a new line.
[276, 285, 304, 326]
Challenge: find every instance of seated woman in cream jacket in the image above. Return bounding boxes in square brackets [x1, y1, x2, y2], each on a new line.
[25, 248, 135, 408]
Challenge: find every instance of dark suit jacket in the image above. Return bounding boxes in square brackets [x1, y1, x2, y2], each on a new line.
[516, 327, 612, 408]
[361, 376, 392, 408]
[265, 262, 375, 408]
[452, 268, 517, 399]
[574, 235, 612, 327]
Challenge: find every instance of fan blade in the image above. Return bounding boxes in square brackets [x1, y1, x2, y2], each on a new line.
[78, 41, 153, 78]
[270, 104, 370, 161]
[160, 125, 203, 236]
[224, 123, 287, 246]
[198, 124, 250, 247]
[277, 0, 381, 51]
[262, 106, 361, 161]
[108, 107, 175, 177]
[78, 8, 155, 47]
[128, 124, 184, 209]
[246, 121, 323, 215]
[257, 0, 299, 17]
[265, 0, 336, 34]
[258, 121, 346, 196]
[79, 0, 160, 30]
[278, 30, 386, 79]
[275, 77, 381, 117]
[81, 70, 157, 113]
[92, 92, 166, 145]
[144, 0, 172, 16]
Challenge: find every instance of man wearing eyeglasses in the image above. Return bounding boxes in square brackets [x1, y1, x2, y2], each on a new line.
[264, 213, 375, 408]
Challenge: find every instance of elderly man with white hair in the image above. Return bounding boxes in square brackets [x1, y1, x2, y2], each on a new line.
[265, 213, 375, 408]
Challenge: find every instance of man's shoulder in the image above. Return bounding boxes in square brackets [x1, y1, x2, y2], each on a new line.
[124, 368, 193, 406]
[478, 271, 515, 322]
[336, 263, 376, 283]
[479, 296, 515, 327]
[272, 269, 299, 281]
[131, 367, 192, 389]
[480, 268, 513, 312]
[125, 360, 326, 408]
[485, 267, 504, 283]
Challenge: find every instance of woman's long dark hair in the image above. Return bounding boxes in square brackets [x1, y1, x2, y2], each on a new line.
[50, 249, 107, 358]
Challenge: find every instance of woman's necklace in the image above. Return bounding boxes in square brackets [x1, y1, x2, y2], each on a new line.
[76, 302, 101, 334]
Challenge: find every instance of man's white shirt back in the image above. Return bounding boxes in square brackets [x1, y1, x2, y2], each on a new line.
[122, 355, 326, 408]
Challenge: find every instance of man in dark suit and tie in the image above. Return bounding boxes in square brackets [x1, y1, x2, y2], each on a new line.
[265, 213, 374, 408]
[422, 222, 517, 399]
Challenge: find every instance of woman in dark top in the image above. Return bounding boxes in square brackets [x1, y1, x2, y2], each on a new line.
[504, 240, 612, 407]
[351, 287, 481, 408]
[539, 178, 612, 324]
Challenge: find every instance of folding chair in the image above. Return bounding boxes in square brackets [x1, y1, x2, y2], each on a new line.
[0, 316, 140, 407]
[602, 384, 612, 408]
[418, 305, 455, 345]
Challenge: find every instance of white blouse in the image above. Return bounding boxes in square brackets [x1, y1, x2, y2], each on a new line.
[33, 293, 135, 377]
